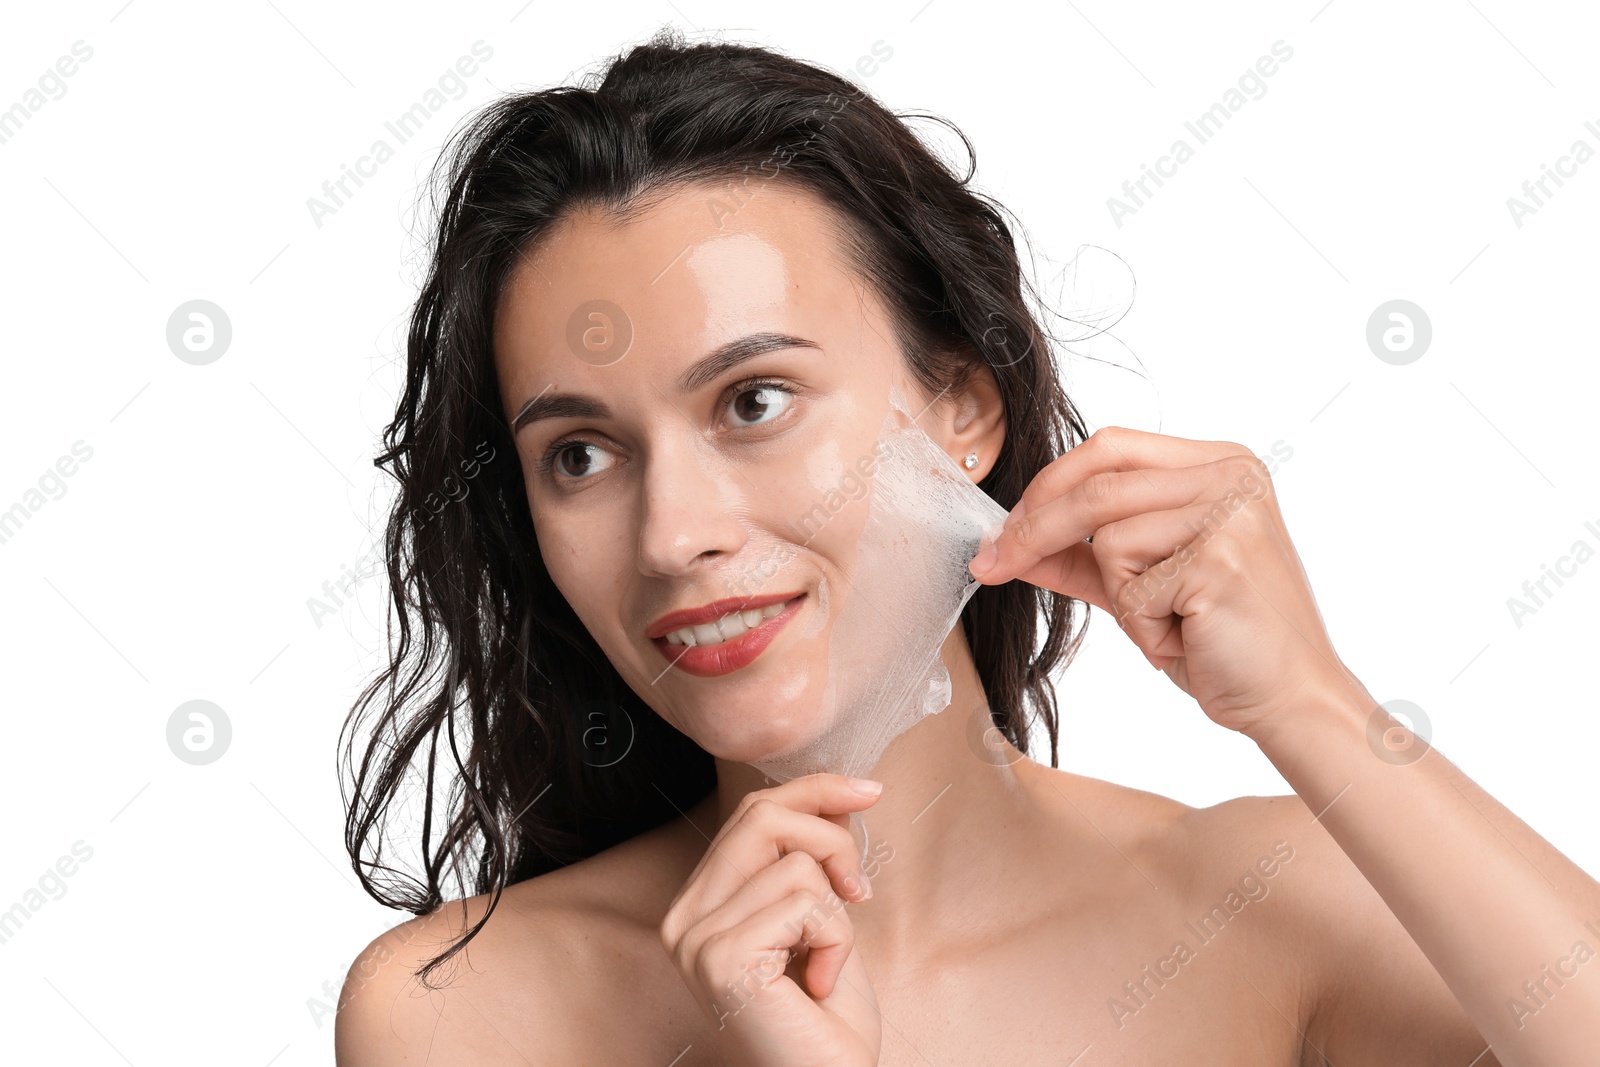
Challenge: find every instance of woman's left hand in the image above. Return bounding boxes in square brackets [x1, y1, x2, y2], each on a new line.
[969, 426, 1352, 737]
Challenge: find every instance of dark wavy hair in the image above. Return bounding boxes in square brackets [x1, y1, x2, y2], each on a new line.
[340, 26, 1093, 985]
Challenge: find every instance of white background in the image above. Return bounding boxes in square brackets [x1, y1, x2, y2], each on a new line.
[1, 1, 1596, 1062]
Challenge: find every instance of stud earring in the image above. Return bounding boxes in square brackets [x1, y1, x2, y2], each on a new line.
[963, 452, 979, 470]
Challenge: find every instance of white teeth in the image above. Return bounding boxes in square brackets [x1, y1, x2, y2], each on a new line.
[663, 598, 794, 646]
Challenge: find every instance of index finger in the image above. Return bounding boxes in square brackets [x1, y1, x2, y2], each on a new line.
[1012, 426, 1247, 522]
[684, 775, 883, 910]
[694, 772, 881, 873]
[713, 773, 883, 841]
[972, 427, 1248, 584]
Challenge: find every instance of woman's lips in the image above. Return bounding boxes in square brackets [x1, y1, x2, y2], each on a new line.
[651, 594, 805, 678]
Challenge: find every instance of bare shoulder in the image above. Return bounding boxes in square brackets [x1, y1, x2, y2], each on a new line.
[1130, 786, 1382, 970]
[1017, 758, 1185, 837]
[1020, 760, 1315, 893]
[332, 879, 590, 1065]
[1024, 760, 1349, 889]
[334, 818, 704, 1066]
[1151, 786, 1494, 1065]
[1173, 791, 1320, 881]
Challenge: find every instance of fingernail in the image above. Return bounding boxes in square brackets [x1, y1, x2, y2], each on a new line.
[849, 777, 883, 795]
[1003, 498, 1027, 529]
[969, 538, 997, 579]
[858, 872, 873, 899]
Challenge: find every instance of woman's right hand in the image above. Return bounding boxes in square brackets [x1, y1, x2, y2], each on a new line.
[659, 773, 884, 1066]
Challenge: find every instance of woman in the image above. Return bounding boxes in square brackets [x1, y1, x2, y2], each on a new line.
[334, 30, 1600, 1065]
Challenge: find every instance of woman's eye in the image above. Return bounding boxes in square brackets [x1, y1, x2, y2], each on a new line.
[545, 440, 615, 480]
[539, 379, 795, 486]
[726, 381, 794, 428]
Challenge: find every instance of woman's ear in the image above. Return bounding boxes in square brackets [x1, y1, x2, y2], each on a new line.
[928, 360, 1006, 481]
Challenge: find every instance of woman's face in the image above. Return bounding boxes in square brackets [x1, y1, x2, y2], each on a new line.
[493, 180, 943, 763]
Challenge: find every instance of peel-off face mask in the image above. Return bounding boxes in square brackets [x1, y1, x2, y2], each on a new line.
[740, 378, 1011, 861]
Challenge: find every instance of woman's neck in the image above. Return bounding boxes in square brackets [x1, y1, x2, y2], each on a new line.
[694, 624, 1058, 963]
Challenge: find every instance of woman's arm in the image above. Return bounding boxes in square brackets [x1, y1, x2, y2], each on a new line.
[1248, 669, 1600, 1065]
[971, 425, 1600, 1065]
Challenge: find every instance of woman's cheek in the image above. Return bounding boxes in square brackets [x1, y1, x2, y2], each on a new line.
[532, 514, 590, 608]
[536, 510, 640, 644]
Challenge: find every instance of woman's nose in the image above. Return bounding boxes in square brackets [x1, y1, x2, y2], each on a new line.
[634, 439, 750, 578]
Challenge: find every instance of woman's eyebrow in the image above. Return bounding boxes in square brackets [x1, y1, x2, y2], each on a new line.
[510, 331, 821, 434]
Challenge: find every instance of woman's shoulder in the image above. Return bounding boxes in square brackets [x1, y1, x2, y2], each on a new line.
[1019, 759, 1342, 912]
[333, 817, 702, 1065]
[1028, 762, 1421, 993]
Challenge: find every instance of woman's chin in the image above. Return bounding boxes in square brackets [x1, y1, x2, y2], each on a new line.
[698, 706, 839, 766]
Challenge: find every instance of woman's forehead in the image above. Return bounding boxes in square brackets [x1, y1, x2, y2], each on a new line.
[493, 182, 882, 382]
[510, 181, 858, 302]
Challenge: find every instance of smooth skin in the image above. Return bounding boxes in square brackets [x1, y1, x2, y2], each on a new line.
[335, 178, 1600, 1065]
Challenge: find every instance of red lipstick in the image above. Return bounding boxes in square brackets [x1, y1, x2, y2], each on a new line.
[645, 591, 804, 639]
[649, 593, 806, 678]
